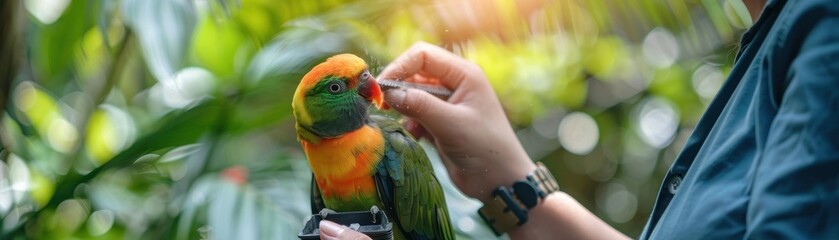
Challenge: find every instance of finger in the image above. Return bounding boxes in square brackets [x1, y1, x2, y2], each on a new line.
[378, 41, 476, 90]
[405, 119, 433, 142]
[319, 220, 371, 240]
[404, 119, 424, 139]
[384, 88, 458, 131]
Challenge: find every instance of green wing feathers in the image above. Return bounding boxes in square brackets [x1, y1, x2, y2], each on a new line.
[372, 116, 454, 240]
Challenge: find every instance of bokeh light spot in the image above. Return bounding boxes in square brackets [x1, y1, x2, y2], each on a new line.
[9, 155, 31, 193]
[14, 82, 60, 130]
[457, 217, 475, 233]
[87, 209, 115, 236]
[692, 64, 724, 100]
[30, 170, 55, 208]
[635, 97, 679, 149]
[558, 112, 599, 155]
[24, 0, 70, 24]
[642, 28, 680, 68]
[47, 117, 79, 153]
[596, 182, 638, 223]
[86, 105, 137, 164]
[605, 189, 638, 223]
[162, 67, 216, 108]
[56, 199, 89, 232]
[13, 82, 36, 112]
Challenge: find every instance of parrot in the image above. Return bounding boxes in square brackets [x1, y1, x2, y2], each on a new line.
[291, 53, 455, 240]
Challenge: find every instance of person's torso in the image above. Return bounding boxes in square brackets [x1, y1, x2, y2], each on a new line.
[640, 0, 813, 238]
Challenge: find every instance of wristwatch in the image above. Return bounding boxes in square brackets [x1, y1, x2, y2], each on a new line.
[478, 162, 560, 236]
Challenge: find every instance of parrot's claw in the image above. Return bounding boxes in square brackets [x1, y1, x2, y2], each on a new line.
[319, 208, 337, 219]
[370, 205, 381, 223]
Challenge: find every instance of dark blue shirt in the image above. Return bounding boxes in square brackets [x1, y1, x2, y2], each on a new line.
[641, 0, 839, 238]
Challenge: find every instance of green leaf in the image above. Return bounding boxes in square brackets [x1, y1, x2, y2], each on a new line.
[32, 0, 99, 87]
[45, 99, 224, 209]
[208, 180, 239, 240]
[121, 0, 196, 82]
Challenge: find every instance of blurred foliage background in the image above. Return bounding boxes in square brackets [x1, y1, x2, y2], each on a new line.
[0, 0, 752, 239]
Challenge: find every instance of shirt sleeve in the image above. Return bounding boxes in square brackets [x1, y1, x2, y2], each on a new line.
[745, 3, 839, 239]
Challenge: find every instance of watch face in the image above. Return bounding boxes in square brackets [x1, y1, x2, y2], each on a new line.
[513, 181, 539, 208]
[479, 162, 560, 235]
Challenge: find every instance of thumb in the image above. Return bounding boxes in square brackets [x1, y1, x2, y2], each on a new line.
[384, 88, 456, 130]
[319, 220, 371, 240]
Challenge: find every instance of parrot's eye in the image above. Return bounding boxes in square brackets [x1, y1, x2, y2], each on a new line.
[360, 71, 371, 80]
[327, 81, 347, 94]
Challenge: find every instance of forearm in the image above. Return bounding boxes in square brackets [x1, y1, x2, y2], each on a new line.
[508, 192, 630, 240]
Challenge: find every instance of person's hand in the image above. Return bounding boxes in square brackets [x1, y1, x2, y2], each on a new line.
[378, 42, 536, 201]
[377, 42, 630, 240]
[318, 220, 371, 240]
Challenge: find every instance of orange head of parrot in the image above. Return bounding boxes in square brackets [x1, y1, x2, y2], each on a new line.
[291, 54, 384, 142]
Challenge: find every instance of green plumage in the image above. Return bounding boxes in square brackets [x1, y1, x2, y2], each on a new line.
[311, 115, 455, 240]
[303, 76, 369, 138]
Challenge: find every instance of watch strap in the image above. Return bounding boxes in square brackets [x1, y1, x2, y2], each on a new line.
[478, 162, 559, 236]
[478, 187, 527, 235]
[532, 162, 560, 196]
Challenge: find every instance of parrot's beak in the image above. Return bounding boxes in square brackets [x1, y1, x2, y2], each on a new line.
[358, 73, 384, 109]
